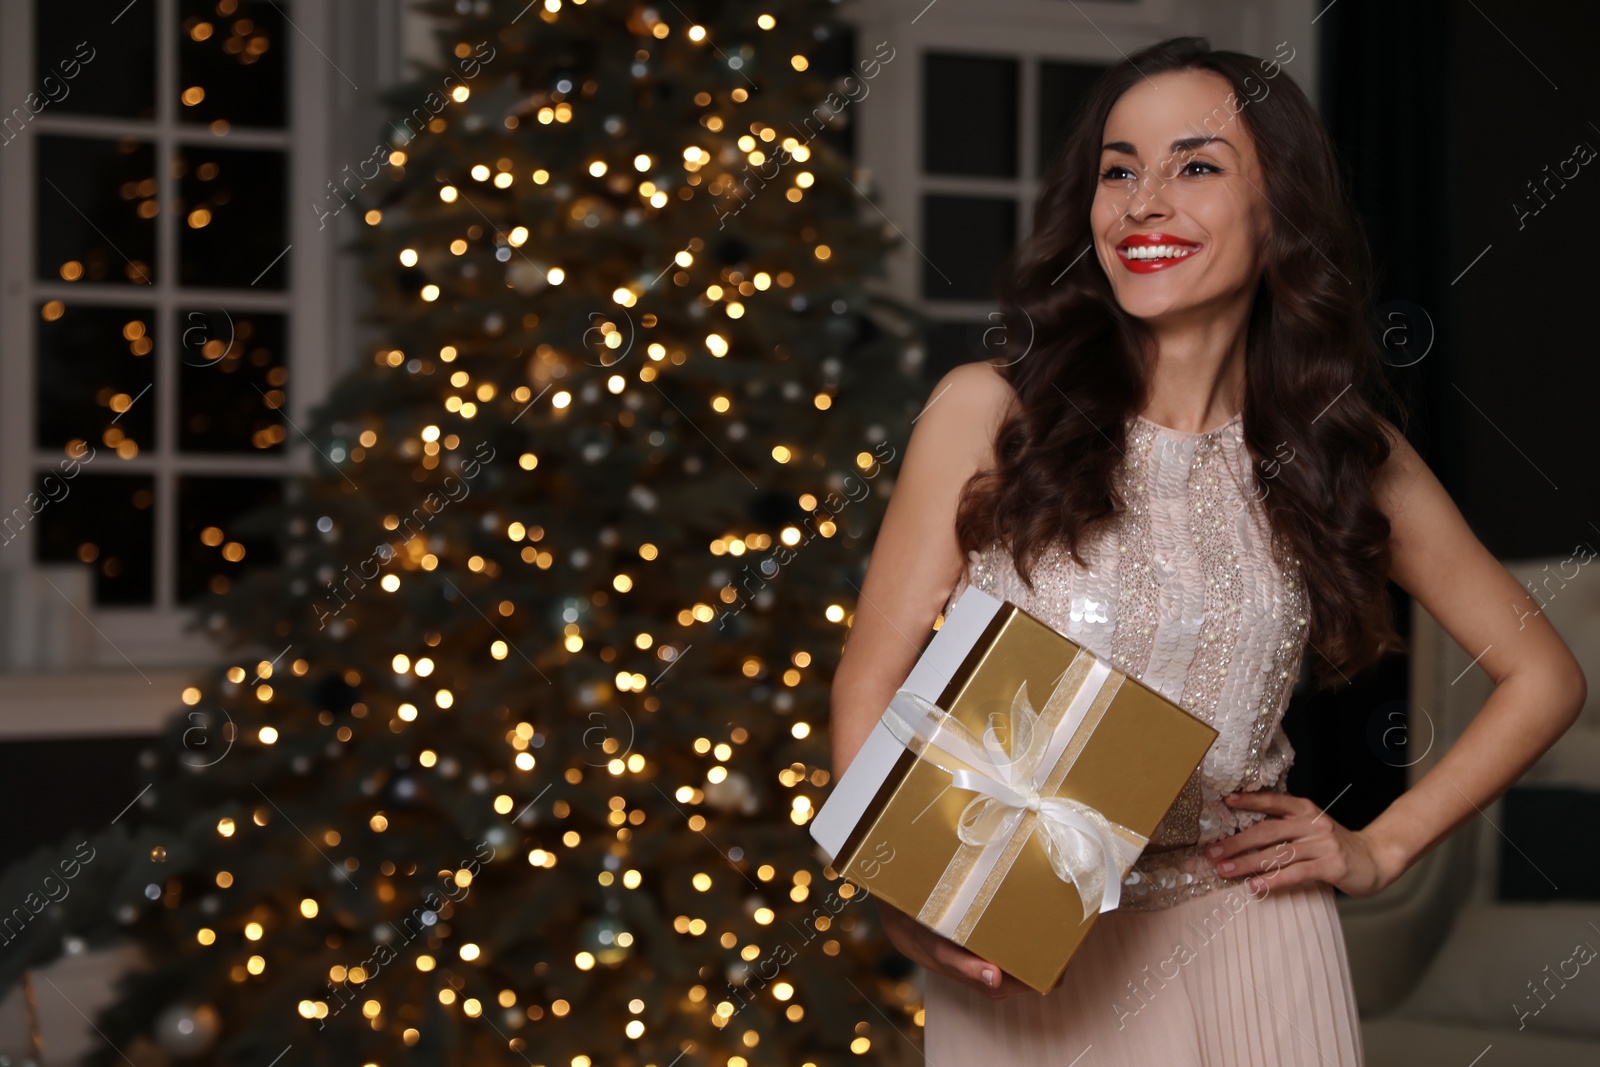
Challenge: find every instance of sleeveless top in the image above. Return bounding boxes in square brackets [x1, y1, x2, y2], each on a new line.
[940, 409, 1311, 912]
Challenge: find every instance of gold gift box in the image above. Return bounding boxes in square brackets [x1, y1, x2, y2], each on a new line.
[810, 585, 1217, 993]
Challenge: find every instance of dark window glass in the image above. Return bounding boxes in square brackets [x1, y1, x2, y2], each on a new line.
[177, 475, 283, 602]
[35, 303, 156, 456]
[922, 53, 1018, 178]
[178, 0, 288, 129]
[920, 194, 1017, 301]
[33, 3, 156, 120]
[179, 310, 287, 453]
[177, 145, 289, 288]
[924, 320, 993, 382]
[1038, 61, 1110, 177]
[34, 474, 156, 606]
[36, 136, 158, 286]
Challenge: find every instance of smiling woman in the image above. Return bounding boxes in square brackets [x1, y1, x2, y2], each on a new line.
[829, 33, 1587, 1067]
[956, 37, 1401, 689]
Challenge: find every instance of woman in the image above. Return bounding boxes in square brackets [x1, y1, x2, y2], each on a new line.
[827, 36, 1586, 1066]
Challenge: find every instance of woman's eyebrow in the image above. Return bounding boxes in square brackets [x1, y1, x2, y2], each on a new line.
[1101, 135, 1235, 155]
[1172, 135, 1234, 154]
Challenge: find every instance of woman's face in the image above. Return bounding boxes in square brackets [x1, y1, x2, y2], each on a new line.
[1090, 68, 1271, 324]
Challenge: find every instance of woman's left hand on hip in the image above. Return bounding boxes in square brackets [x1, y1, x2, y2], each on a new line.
[1204, 790, 1396, 897]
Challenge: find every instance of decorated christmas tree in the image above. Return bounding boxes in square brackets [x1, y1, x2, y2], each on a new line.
[0, 1, 929, 1063]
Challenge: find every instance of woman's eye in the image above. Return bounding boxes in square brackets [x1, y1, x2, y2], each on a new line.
[1181, 160, 1220, 176]
[1100, 165, 1136, 180]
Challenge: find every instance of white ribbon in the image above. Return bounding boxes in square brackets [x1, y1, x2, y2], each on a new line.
[881, 672, 1142, 924]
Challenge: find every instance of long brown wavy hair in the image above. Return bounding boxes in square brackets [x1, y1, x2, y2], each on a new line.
[952, 36, 1408, 689]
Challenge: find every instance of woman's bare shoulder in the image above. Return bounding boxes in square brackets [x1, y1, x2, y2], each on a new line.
[830, 360, 1017, 725]
[917, 359, 1019, 468]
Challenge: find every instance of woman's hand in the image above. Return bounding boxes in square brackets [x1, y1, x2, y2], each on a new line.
[875, 899, 1034, 1000]
[1207, 790, 1401, 897]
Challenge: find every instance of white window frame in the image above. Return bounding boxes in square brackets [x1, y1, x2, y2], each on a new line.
[0, 0, 404, 734]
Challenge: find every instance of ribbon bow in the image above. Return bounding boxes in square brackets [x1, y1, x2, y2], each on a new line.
[883, 675, 1141, 923]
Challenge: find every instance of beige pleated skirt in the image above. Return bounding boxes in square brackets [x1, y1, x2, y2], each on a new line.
[923, 881, 1364, 1066]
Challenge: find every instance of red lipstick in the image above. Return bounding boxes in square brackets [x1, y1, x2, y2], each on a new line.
[1115, 232, 1202, 274]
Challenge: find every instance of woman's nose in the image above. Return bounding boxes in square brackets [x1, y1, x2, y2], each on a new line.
[1126, 172, 1172, 221]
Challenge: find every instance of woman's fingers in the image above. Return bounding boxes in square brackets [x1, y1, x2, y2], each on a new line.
[933, 939, 997, 989]
[928, 937, 1031, 999]
[878, 898, 1033, 999]
[1207, 816, 1296, 865]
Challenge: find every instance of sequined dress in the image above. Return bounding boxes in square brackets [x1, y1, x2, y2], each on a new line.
[924, 411, 1363, 1065]
[943, 408, 1309, 909]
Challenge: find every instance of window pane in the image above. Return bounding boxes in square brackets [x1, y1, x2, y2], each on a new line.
[177, 475, 283, 603]
[923, 53, 1018, 178]
[34, 473, 156, 606]
[179, 310, 288, 453]
[35, 302, 156, 457]
[36, 136, 158, 286]
[925, 320, 995, 381]
[177, 145, 289, 288]
[33, 1, 156, 119]
[178, 0, 288, 130]
[920, 194, 1017, 301]
[1038, 61, 1109, 177]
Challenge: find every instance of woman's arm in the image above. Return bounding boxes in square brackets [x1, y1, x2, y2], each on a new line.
[828, 360, 1013, 778]
[1357, 424, 1586, 884]
[828, 360, 1039, 998]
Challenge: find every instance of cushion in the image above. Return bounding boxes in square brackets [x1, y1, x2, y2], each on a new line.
[1398, 902, 1600, 1039]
